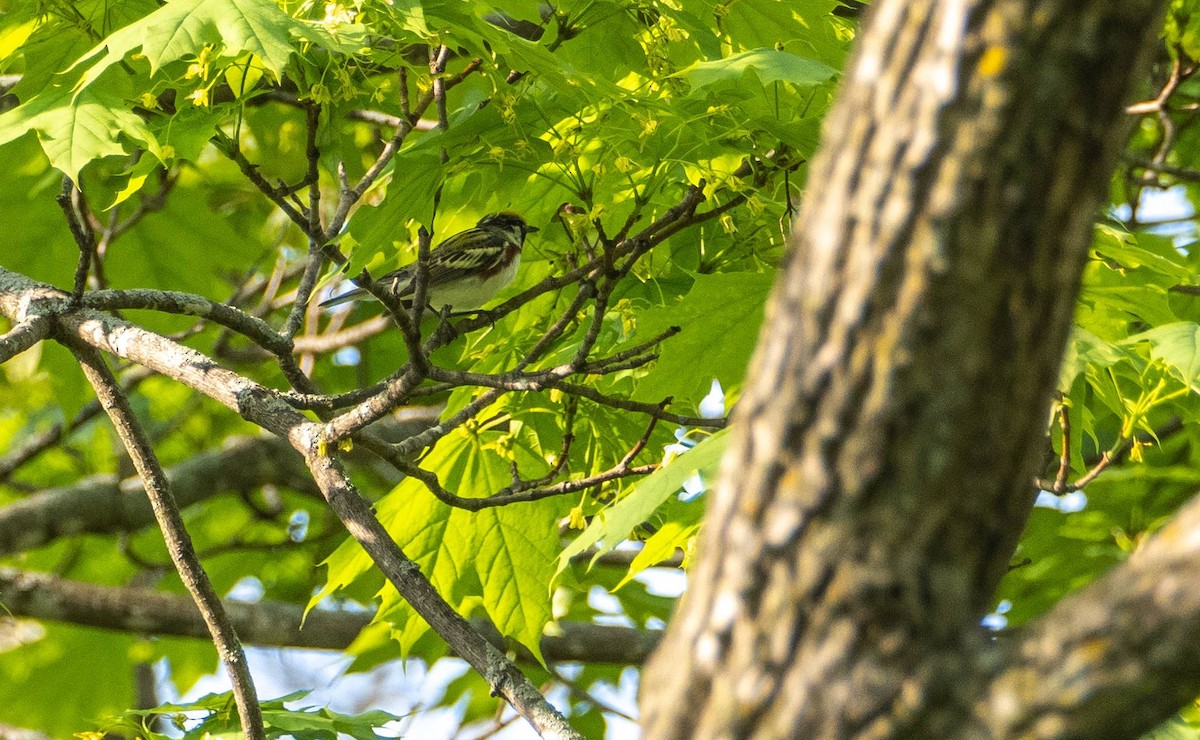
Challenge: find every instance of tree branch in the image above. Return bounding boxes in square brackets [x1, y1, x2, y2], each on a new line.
[215, 133, 316, 240]
[292, 315, 390, 355]
[0, 435, 309, 556]
[0, 567, 662, 664]
[978, 490, 1200, 738]
[0, 268, 579, 739]
[642, 1, 1169, 735]
[81, 290, 292, 356]
[0, 315, 51, 364]
[363, 432, 658, 511]
[70, 344, 264, 740]
[284, 102, 326, 341]
[0, 366, 152, 484]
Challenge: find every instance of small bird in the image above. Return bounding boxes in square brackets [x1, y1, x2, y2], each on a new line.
[320, 212, 538, 312]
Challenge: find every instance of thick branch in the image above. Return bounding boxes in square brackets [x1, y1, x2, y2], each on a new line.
[978, 491, 1200, 738]
[0, 435, 307, 556]
[0, 315, 51, 363]
[81, 290, 292, 356]
[0, 567, 661, 664]
[642, 1, 1168, 736]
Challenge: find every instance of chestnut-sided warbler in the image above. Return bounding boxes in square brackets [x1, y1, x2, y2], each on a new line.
[321, 212, 538, 311]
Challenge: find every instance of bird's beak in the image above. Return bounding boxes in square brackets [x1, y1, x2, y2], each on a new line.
[526, 225, 540, 233]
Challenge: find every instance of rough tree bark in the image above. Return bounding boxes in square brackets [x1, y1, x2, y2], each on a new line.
[642, 1, 1167, 737]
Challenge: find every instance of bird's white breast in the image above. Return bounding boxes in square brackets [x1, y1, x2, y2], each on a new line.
[428, 252, 521, 310]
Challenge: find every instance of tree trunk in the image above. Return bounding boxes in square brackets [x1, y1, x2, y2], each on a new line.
[641, 1, 1165, 737]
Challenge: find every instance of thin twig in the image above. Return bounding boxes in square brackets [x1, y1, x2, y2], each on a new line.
[292, 315, 390, 354]
[515, 281, 596, 371]
[390, 387, 506, 457]
[553, 381, 726, 428]
[570, 277, 616, 369]
[1032, 417, 1186, 493]
[360, 270, 427, 370]
[106, 167, 176, 241]
[281, 376, 397, 412]
[1069, 449, 1120, 491]
[57, 179, 94, 304]
[431, 45, 451, 132]
[0, 366, 152, 484]
[571, 545, 685, 570]
[547, 664, 638, 723]
[399, 67, 411, 120]
[347, 109, 439, 130]
[320, 364, 426, 440]
[363, 433, 657, 511]
[1053, 402, 1071, 494]
[618, 412, 661, 468]
[410, 225, 434, 330]
[514, 396, 577, 489]
[1126, 50, 1197, 115]
[282, 103, 326, 341]
[324, 58, 482, 242]
[215, 132, 316, 240]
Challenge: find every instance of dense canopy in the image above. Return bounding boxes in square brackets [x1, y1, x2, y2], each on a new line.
[4, 0, 1200, 737]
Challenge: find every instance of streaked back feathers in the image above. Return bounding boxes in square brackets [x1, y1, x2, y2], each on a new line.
[320, 212, 537, 310]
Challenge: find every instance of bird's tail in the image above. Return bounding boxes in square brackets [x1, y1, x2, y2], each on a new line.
[319, 286, 367, 308]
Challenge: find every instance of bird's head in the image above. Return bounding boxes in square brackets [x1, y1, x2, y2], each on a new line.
[478, 211, 539, 242]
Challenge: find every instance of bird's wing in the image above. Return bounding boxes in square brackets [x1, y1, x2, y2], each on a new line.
[392, 231, 511, 295]
[322, 228, 512, 306]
